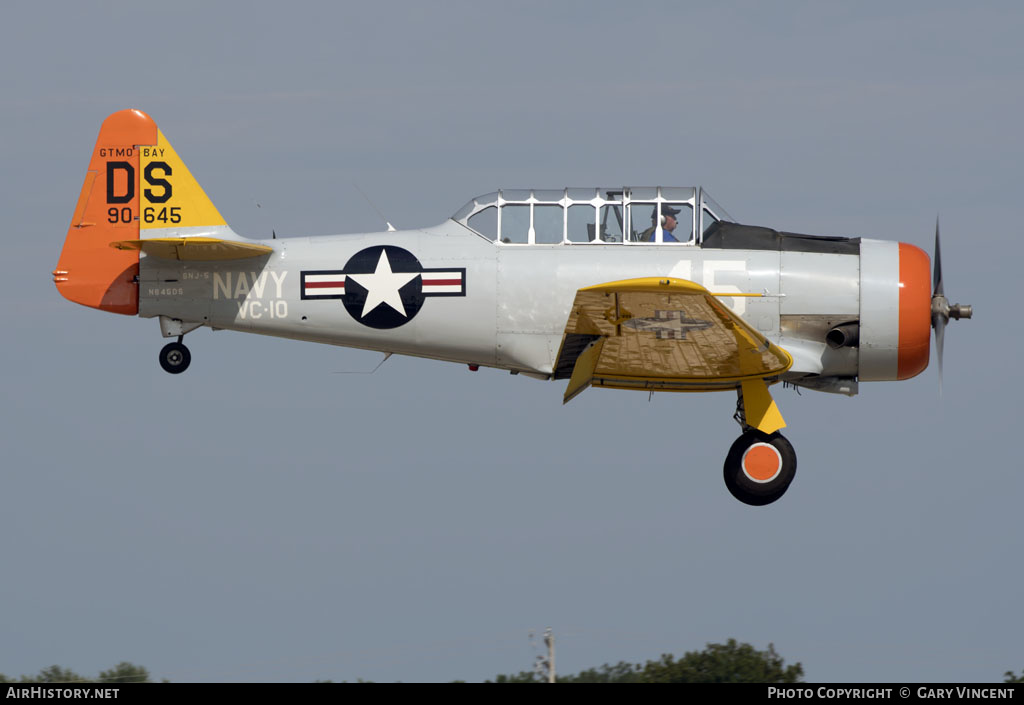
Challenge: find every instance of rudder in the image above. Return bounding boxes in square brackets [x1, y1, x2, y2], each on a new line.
[54, 109, 156, 314]
[54, 109, 231, 314]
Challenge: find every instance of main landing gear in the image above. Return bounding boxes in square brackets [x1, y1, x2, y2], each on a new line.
[159, 336, 191, 374]
[723, 429, 797, 506]
[724, 380, 797, 506]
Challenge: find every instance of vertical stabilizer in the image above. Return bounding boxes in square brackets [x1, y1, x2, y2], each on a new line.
[54, 109, 157, 314]
[55, 110, 233, 314]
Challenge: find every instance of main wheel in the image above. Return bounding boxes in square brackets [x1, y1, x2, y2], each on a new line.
[723, 430, 797, 506]
[159, 342, 191, 374]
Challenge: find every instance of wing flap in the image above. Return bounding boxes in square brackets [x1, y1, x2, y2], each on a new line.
[556, 277, 792, 400]
[563, 338, 604, 404]
[110, 237, 273, 261]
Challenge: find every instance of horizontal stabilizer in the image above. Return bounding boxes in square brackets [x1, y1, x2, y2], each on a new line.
[110, 238, 273, 261]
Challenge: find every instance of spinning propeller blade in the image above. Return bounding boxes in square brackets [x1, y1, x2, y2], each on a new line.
[929, 217, 973, 393]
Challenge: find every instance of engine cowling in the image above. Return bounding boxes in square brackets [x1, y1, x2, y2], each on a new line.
[859, 240, 931, 381]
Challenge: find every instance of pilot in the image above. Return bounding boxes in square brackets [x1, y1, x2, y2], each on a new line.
[640, 205, 681, 243]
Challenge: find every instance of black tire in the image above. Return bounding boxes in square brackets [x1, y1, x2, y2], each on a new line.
[723, 430, 797, 506]
[159, 342, 191, 374]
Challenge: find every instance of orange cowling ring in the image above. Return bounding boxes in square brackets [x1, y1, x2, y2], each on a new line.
[897, 242, 932, 380]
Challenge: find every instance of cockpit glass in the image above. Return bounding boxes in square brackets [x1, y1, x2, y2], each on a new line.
[567, 204, 596, 242]
[453, 187, 704, 245]
[700, 190, 734, 222]
[500, 204, 530, 243]
[467, 206, 497, 240]
[453, 191, 497, 222]
[600, 204, 624, 242]
[668, 204, 694, 243]
[628, 186, 658, 201]
[702, 208, 719, 235]
[501, 189, 531, 202]
[534, 205, 563, 244]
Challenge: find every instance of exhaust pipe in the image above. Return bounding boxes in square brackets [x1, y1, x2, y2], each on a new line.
[826, 322, 859, 349]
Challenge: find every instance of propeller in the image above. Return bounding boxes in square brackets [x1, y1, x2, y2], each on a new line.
[930, 217, 973, 391]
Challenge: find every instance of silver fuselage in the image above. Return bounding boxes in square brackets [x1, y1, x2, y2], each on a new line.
[138, 220, 903, 395]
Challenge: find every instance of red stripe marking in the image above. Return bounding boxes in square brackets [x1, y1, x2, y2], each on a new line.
[306, 281, 345, 289]
[422, 279, 461, 286]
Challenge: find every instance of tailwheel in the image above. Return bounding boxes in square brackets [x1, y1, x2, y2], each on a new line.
[159, 341, 191, 374]
[723, 430, 797, 506]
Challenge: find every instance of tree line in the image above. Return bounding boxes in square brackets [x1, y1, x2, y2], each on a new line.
[0, 663, 150, 684]
[3, 646, 1022, 683]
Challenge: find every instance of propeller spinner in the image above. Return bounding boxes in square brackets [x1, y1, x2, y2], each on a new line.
[930, 218, 973, 389]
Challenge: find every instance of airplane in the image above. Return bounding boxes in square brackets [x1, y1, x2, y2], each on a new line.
[54, 109, 973, 506]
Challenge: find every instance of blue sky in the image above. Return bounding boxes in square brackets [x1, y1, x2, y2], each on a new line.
[1, 1, 1019, 682]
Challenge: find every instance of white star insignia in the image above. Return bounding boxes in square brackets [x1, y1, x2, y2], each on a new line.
[348, 250, 418, 318]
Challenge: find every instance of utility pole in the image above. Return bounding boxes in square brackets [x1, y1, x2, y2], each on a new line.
[532, 627, 556, 683]
[544, 627, 555, 683]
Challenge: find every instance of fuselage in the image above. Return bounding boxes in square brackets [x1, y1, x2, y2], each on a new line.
[136, 218, 930, 395]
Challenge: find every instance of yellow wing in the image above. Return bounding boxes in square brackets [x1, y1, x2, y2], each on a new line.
[554, 277, 793, 431]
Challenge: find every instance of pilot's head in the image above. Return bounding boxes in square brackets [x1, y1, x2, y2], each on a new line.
[652, 204, 681, 231]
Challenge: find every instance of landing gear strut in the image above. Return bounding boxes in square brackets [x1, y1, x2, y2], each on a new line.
[724, 380, 796, 506]
[159, 336, 191, 374]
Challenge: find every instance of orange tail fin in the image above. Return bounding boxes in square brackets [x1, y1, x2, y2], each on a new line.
[54, 109, 157, 314]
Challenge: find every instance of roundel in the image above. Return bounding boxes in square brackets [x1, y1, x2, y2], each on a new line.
[341, 245, 426, 329]
[299, 245, 466, 330]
